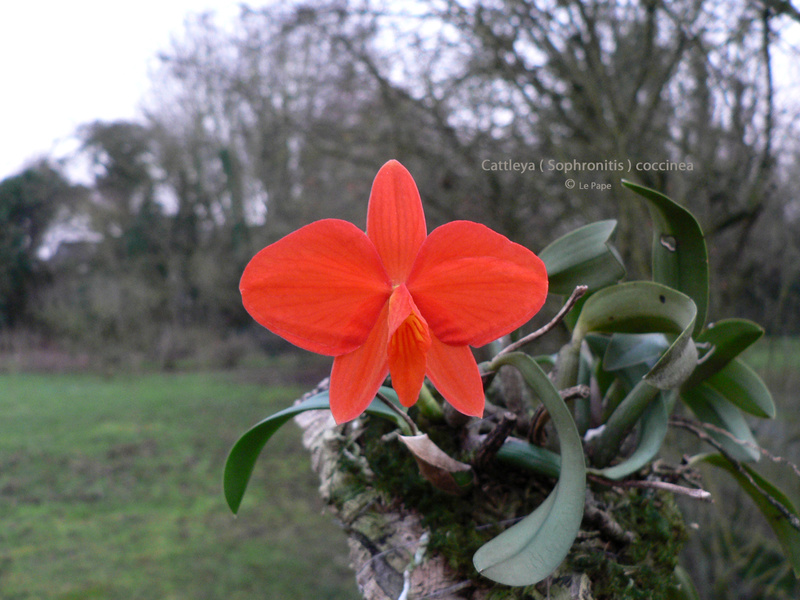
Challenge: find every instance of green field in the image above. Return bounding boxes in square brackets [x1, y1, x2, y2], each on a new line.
[0, 371, 358, 599]
[1, 338, 798, 599]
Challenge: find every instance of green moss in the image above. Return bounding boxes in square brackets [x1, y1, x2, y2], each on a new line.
[344, 421, 562, 598]
[357, 422, 495, 576]
[568, 490, 688, 599]
[340, 419, 687, 599]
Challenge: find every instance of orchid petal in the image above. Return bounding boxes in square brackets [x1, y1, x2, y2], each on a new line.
[426, 337, 485, 418]
[241, 219, 391, 356]
[408, 221, 548, 347]
[367, 160, 427, 284]
[387, 285, 432, 407]
[329, 303, 390, 424]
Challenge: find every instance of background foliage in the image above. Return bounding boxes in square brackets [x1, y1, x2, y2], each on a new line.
[3, 0, 798, 354]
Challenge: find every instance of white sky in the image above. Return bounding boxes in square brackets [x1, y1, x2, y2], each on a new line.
[0, 0, 244, 182]
[1, 2, 798, 185]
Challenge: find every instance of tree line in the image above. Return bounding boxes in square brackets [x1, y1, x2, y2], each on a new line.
[2, 0, 799, 364]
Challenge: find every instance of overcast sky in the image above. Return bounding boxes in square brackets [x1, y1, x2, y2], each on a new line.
[0, 0, 244, 182]
[2, 2, 799, 185]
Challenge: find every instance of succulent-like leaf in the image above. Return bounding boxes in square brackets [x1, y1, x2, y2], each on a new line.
[681, 384, 760, 462]
[496, 438, 562, 479]
[572, 281, 698, 390]
[622, 180, 709, 336]
[591, 379, 659, 467]
[603, 333, 669, 372]
[694, 453, 800, 577]
[683, 318, 764, 390]
[539, 219, 625, 295]
[703, 358, 775, 419]
[474, 353, 585, 586]
[592, 391, 671, 480]
[223, 388, 405, 514]
[585, 333, 611, 358]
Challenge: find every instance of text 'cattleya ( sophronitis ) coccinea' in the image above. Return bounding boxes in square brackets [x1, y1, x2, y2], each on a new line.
[240, 160, 548, 423]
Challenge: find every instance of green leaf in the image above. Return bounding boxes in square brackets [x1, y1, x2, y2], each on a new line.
[622, 180, 709, 336]
[683, 318, 764, 390]
[603, 333, 669, 372]
[694, 453, 800, 577]
[704, 358, 775, 418]
[585, 333, 611, 358]
[573, 345, 595, 432]
[607, 360, 651, 392]
[533, 354, 556, 370]
[584, 334, 615, 398]
[475, 353, 585, 586]
[539, 219, 625, 295]
[592, 391, 671, 480]
[573, 281, 693, 337]
[591, 379, 659, 467]
[573, 281, 698, 390]
[223, 388, 406, 514]
[496, 438, 562, 479]
[680, 384, 760, 462]
[577, 283, 696, 467]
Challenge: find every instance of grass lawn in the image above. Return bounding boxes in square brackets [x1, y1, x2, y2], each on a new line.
[1, 338, 796, 599]
[0, 371, 358, 599]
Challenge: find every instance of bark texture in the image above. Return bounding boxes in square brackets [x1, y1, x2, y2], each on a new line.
[289, 373, 691, 600]
[294, 405, 595, 600]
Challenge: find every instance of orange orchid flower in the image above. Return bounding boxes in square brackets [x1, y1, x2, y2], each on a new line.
[240, 160, 548, 423]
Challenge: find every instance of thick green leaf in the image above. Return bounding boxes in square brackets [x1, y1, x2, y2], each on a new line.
[585, 334, 617, 401]
[681, 384, 760, 462]
[694, 453, 800, 576]
[496, 438, 562, 479]
[603, 333, 669, 372]
[223, 388, 405, 514]
[591, 379, 659, 467]
[573, 345, 595, 433]
[622, 180, 709, 336]
[539, 219, 625, 295]
[609, 359, 651, 392]
[585, 333, 611, 358]
[475, 353, 585, 586]
[577, 284, 696, 467]
[573, 281, 693, 338]
[683, 319, 764, 390]
[533, 354, 556, 370]
[592, 391, 671, 480]
[572, 281, 698, 390]
[704, 358, 775, 418]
